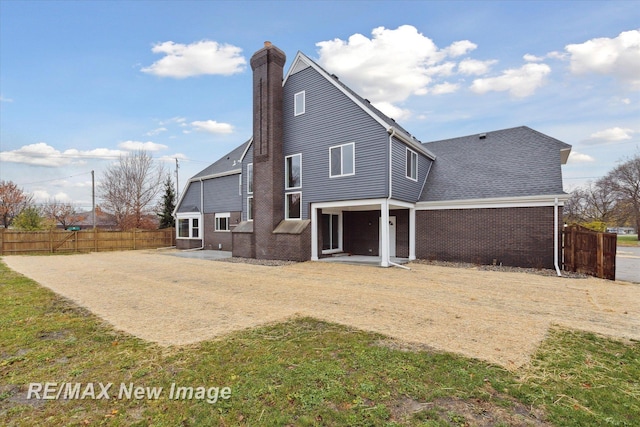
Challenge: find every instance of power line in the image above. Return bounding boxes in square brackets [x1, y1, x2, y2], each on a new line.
[15, 171, 94, 186]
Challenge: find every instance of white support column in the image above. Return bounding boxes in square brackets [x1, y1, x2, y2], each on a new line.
[311, 205, 319, 261]
[380, 200, 390, 267]
[409, 206, 416, 261]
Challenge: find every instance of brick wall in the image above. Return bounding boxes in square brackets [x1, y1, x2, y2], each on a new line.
[232, 231, 255, 258]
[202, 212, 241, 251]
[176, 238, 202, 250]
[416, 206, 562, 268]
[343, 210, 410, 257]
[271, 225, 312, 261]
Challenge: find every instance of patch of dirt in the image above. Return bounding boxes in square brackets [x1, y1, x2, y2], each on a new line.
[390, 383, 550, 426]
[3, 251, 639, 369]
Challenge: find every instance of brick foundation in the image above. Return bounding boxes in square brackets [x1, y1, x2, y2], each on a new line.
[416, 206, 562, 268]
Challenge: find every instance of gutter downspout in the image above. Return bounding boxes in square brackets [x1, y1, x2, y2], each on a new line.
[554, 197, 562, 277]
[185, 178, 205, 251]
[386, 128, 411, 270]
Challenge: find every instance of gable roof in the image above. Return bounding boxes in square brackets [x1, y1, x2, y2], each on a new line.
[419, 126, 571, 203]
[285, 51, 435, 160]
[191, 139, 251, 180]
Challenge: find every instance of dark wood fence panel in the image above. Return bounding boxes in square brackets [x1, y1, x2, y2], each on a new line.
[0, 229, 175, 255]
[563, 225, 616, 280]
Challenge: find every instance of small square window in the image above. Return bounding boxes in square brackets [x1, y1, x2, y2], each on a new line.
[329, 143, 355, 177]
[215, 213, 230, 231]
[294, 91, 305, 116]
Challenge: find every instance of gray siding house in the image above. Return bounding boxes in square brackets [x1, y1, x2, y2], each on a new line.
[174, 42, 571, 269]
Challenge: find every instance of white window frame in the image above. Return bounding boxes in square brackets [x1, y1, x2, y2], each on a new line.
[285, 192, 302, 220]
[294, 91, 305, 116]
[176, 214, 201, 239]
[329, 142, 355, 178]
[215, 212, 231, 232]
[247, 163, 253, 194]
[321, 211, 343, 255]
[406, 148, 418, 181]
[285, 153, 302, 190]
[247, 196, 253, 221]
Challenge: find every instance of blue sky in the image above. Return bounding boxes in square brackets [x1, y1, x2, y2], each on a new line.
[1, 0, 639, 210]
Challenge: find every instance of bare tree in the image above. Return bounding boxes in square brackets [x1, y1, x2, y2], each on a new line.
[99, 150, 165, 230]
[0, 180, 33, 228]
[607, 153, 640, 239]
[564, 179, 617, 228]
[42, 198, 77, 229]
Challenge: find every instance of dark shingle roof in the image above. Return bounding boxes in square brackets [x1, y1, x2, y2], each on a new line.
[191, 139, 251, 180]
[420, 126, 571, 202]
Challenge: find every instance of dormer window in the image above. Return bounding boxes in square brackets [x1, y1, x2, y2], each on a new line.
[294, 91, 305, 116]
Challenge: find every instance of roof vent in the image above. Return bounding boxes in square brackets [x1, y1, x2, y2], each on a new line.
[331, 73, 339, 80]
[479, 133, 487, 139]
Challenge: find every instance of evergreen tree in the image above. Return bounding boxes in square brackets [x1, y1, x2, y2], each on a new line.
[157, 175, 176, 229]
[12, 206, 45, 230]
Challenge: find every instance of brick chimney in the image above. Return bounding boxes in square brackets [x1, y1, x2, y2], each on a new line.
[250, 41, 286, 258]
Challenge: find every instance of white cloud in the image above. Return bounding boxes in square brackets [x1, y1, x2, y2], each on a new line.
[141, 40, 246, 78]
[431, 82, 460, 95]
[444, 40, 477, 57]
[588, 127, 635, 142]
[523, 54, 544, 62]
[457, 59, 497, 76]
[191, 120, 234, 134]
[158, 153, 188, 163]
[0, 95, 14, 103]
[372, 102, 411, 121]
[0, 143, 124, 167]
[470, 63, 551, 98]
[565, 29, 640, 89]
[118, 140, 168, 151]
[316, 25, 482, 111]
[568, 151, 596, 163]
[146, 127, 167, 136]
[622, 98, 631, 105]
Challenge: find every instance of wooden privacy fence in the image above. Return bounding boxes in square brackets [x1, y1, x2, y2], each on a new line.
[563, 225, 616, 280]
[0, 228, 175, 255]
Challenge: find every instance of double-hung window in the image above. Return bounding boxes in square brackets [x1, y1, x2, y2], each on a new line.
[294, 91, 305, 116]
[406, 148, 418, 181]
[246, 163, 254, 221]
[329, 142, 355, 178]
[285, 153, 302, 220]
[215, 213, 230, 232]
[247, 163, 253, 194]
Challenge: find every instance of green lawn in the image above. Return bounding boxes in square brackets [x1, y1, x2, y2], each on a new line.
[617, 234, 640, 247]
[1, 260, 638, 426]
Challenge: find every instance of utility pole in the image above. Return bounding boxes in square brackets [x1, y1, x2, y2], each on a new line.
[175, 158, 180, 201]
[91, 170, 96, 229]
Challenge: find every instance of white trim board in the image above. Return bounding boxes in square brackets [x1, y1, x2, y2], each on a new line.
[416, 194, 569, 210]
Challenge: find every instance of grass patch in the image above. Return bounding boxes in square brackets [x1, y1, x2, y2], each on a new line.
[617, 234, 639, 247]
[1, 259, 639, 426]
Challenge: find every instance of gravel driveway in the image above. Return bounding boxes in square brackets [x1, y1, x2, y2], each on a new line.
[4, 250, 639, 370]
